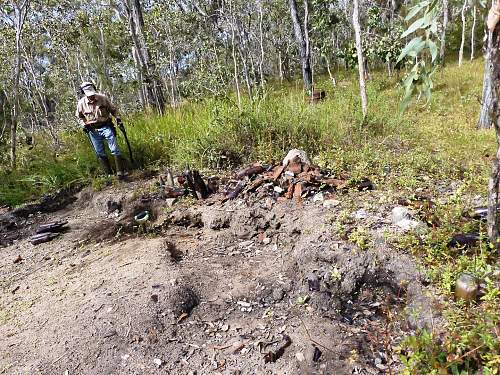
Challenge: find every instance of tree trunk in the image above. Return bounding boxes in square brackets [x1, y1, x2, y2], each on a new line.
[471, 5, 477, 60]
[122, 0, 164, 113]
[353, 0, 368, 118]
[10, 0, 29, 170]
[229, 0, 241, 109]
[440, 0, 449, 64]
[258, 0, 265, 90]
[288, 0, 313, 92]
[478, 34, 494, 129]
[487, 13, 500, 246]
[458, 0, 467, 67]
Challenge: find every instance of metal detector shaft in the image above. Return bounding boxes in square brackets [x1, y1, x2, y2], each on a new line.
[118, 123, 135, 164]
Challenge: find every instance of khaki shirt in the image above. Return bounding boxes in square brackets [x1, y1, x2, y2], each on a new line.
[75, 94, 119, 128]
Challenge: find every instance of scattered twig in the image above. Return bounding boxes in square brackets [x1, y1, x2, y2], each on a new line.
[126, 316, 132, 337]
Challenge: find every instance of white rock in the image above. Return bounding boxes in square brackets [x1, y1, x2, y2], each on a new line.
[295, 352, 305, 362]
[237, 300, 251, 308]
[282, 149, 311, 166]
[153, 358, 162, 367]
[391, 206, 411, 224]
[323, 199, 340, 208]
[121, 354, 130, 361]
[274, 186, 284, 194]
[165, 198, 177, 207]
[396, 218, 428, 234]
[263, 238, 272, 245]
[313, 192, 324, 202]
[354, 209, 367, 219]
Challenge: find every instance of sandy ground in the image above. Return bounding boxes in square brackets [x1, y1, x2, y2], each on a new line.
[0, 174, 441, 375]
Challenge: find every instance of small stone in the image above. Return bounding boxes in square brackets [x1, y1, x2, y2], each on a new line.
[295, 352, 305, 362]
[391, 206, 411, 224]
[272, 288, 285, 301]
[323, 199, 340, 208]
[353, 209, 367, 219]
[237, 301, 251, 308]
[165, 198, 177, 207]
[313, 192, 324, 202]
[221, 324, 230, 332]
[274, 186, 284, 194]
[153, 358, 162, 367]
[121, 354, 130, 361]
[282, 149, 311, 166]
[263, 238, 271, 245]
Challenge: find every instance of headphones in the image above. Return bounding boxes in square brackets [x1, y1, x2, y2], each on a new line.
[80, 81, 96, 95]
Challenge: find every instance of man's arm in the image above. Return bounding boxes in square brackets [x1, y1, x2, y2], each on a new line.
[75, 103, 87, 128]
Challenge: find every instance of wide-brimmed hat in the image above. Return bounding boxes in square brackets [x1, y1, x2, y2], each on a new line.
[80, 81, 97, 96]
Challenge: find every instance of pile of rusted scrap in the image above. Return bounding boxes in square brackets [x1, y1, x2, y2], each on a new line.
[30, 220, 68, 245]
[222, 157, 374, 203]
[157, 150, 374, 204]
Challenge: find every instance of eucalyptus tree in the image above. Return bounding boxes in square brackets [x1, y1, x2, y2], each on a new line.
[288, 0, 313, 92]
[353, 0, 367, 117]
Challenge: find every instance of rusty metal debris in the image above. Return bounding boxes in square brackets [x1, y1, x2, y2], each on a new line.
[35, 220, 68, 234]
[263, 334, 292, 363]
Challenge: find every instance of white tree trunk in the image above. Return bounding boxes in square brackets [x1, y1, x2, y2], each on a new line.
[471, 5, 477, 60]
[11, 0, 30, 170]
[459, 0, 467, 67]
[440, 0, 449, 63]
[353, 0, 368, 118]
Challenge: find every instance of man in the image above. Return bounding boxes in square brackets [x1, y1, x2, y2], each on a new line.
[76, 81, 126, 179]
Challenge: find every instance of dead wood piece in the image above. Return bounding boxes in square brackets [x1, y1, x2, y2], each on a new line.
[36, 220, 68, 234]
[272, 165, 286, 181]
[183, 170, 199, 200]
[236, 164, 265, 179]
[223, 180, 247, 201]
[164, 187, 186, 198]
[285, 183, 295, 199]
[30, 232, 60, 245]
[245, 176, 270, 193]
[321, 178, 347, 189]
[263, 335, 292, 363]
[293, 183, 304, 203]
[192, 170, 209, 199]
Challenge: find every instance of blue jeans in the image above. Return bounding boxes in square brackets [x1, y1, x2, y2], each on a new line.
[88, 125, 121, 157]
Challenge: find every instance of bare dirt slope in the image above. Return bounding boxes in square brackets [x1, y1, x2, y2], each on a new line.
[0, 174, 441, 375]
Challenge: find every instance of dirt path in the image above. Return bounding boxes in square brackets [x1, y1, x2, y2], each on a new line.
[0, 176, 440, 375]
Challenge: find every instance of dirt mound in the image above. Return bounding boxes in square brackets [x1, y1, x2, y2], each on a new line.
[0, 170, 443, 375]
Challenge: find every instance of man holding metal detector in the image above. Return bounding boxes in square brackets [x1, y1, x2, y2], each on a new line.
[76, 82, 134, 180]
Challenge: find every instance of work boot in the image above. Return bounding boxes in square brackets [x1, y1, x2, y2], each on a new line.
[114, 155, 127, 181]
[98, 156, 112, 175]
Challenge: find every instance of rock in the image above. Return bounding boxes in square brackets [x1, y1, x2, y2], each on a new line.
[323, 199, 340, 208]
[282, 149, 311, 166]
[391, 206, 411, 224]
[272, 288, 285, 301]
[263, 237, 272, 245]
[313, 192, 324, 202]
[455, 273, 479, 302]
[274, 186, 284, 194]
[165, 198, 177, 207]
[237, 300, 251, 308]
[353, 209, 367, 220]
[153, 358, 162, 367]
[396, 218, 428, 234]
[295, 352, 305, 362]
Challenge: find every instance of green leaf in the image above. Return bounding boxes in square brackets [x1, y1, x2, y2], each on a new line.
[401, 18, 426, 38]
[397, 37, 425, 62]
[427, 39, 438, 61]
[405, 1, 430, 21]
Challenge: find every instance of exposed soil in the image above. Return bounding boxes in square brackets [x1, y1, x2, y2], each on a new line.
[0, 170, 445, 375]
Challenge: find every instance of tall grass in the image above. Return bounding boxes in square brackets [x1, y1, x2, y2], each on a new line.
[0, 58, 495, 207]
